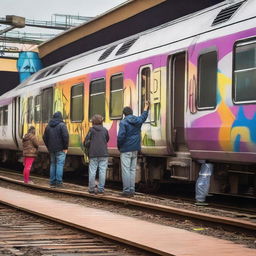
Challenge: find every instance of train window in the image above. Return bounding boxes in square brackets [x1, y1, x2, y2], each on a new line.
[0, 107, 2, 125]
[233, 41, 256, 103]
[140, 67, 151, 114]
[71, 83, 84, 122]
[27, 97, 33, 124]
[0, 106, 8, 126]
[110, 74, 123, 119]
[197, 51, 217, 109]
[3, 106, 8, 125]
[34, 95, 41, 123]
[0, 106, 8, 125]
[42, 88, 53, 123]
[89, 79, 105, 120]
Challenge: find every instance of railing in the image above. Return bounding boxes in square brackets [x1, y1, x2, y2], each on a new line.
[0, 15, 92, 30]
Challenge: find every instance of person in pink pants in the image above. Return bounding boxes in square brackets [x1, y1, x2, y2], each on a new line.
[22, 126, 39, 184]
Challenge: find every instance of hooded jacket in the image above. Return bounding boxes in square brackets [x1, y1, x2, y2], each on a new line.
[117, 110, 148, 153]
[85, 125, 109, 158]
[43, 112, 69, 152]
[22, 133, 39, 157]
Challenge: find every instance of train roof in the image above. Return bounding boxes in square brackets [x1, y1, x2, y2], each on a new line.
[0, 0, 255, 104]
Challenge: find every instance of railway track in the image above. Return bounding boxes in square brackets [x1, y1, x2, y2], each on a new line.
[0, 168, 255, 253]
[2, 168, 255, 216]
[0, 204, 152, 256]
[155, 192, 256, 216]
[1, 168, 255, 217]
[0, 168, 255, 234]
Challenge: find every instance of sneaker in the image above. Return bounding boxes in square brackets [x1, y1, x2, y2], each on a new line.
[98, 191, 104, 195]
[56, 183, 63, 188]
[120, 192, 132, 198]
[49, 184, 56, 188]
[28, 180, 34, 185]
[195, 201, 209, 206]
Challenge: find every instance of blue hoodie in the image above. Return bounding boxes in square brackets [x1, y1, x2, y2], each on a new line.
[117, 111, 148, 153]
[43, 112, 69, 152]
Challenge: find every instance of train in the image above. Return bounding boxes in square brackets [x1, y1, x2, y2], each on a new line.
[0, 0, 255, 197]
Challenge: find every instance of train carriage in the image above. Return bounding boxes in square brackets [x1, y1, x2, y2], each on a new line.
[0, 0, 255, 197]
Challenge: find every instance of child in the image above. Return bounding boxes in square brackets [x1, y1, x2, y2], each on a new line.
[22, 126, 39, 184]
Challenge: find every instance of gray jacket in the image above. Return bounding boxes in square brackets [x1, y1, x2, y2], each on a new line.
[85, 125, 109, 158]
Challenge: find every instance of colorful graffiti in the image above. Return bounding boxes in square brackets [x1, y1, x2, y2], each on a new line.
[187, 28, 256, 153]
[20, 57, 165, 154]
[18, 27, 256, 157]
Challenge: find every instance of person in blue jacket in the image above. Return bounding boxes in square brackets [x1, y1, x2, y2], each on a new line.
[43, 111, 69, 188]
[117, 101, 150, 197]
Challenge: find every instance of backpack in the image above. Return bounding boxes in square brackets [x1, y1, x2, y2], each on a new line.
[83, 129, 92, 156]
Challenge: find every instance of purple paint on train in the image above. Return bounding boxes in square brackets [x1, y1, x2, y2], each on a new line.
[0, 97, 12, 106]
[230, 106, 239, 117]
[89, 70, 106, 80]
[240, 105, 256, 120]
[87, 55, 163, 83]
[239, 142, 253, 153]
[187, 127, 221, 150]
[186, 111, 222, 150]
[189, 27, 256, 64]
[124, 56, 162, 82]
[190, 111, 222, 128]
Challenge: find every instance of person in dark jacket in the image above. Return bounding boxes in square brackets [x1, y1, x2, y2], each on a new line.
[43, 111, 69, 187]
[84, 114, 109, 194]
[22, 126, 39, 184]
[117, 101, 150, 197]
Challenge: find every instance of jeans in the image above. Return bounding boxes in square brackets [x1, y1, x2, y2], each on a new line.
[195, 163, 213, 202]
[50, 151, 66, 185]
[120, 151, 137, 194]
[23, 157, 35, 183]
[88, 157, 108, 193]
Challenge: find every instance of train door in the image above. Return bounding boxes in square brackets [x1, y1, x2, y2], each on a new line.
[167, 52, 193, 180]
[138, 65, 162, 147]
[169, 52, 187, 151]
[11, 98, 19, 149]
[139, 65, 151, 120]
[13, 96, 23, 149]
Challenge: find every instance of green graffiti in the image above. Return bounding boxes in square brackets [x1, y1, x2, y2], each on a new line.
[142, 133, 155, 146]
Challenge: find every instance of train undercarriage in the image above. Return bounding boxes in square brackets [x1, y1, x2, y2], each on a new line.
[0, 149, 255, 198]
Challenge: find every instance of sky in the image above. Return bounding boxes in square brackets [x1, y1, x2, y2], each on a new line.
[0, 0, 127, 45]
[0, 0, 127, 21]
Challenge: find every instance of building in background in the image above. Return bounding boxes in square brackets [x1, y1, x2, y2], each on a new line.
[0, 14, 92, 95]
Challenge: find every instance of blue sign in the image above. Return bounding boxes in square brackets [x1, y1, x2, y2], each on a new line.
[17, 51, 43, 82]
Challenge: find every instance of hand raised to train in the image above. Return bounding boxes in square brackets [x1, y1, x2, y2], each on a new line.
[144, 101, 150, 111]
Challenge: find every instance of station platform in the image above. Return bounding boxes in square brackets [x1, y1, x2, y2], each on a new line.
[0, 187, 255, 256]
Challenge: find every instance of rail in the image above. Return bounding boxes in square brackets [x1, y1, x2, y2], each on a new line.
[0, 171, 255, 232]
